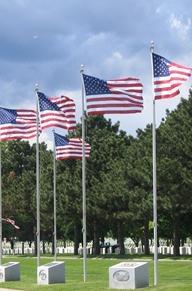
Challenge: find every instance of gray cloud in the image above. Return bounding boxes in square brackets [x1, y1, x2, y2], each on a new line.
[0, 0, 192, 135]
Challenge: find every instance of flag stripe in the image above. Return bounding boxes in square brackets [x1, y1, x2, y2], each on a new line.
[154, 90, 180, 100]
[0, 133, 37, 141]
[87, 97, 142, 103]
[88, 109, 142, 115]
[87, 103, 143, 109]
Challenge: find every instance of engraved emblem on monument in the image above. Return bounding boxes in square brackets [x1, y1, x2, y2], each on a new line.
[39, 270, 47, 280]
[113, 269, 130, 281]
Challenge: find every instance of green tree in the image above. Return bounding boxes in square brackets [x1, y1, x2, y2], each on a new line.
[126, 125, 153, 254]
[1, 141, 36, 245]
[158, 94, 192, 255]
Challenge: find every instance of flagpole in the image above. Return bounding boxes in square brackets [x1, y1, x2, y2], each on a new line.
[0, 143, 2, 266]
[35, 84, 40, 268]
[53, 130, 57, 261]
[80, 64, 87, 282]
[150, 41, 158, 286]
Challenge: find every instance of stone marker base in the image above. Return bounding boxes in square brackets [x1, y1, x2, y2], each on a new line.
[0, 262, 20, 282]
[37, 261, 65, 285]
[109, 261, 149, 289]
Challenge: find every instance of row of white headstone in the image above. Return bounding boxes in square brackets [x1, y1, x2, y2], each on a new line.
[2, 245, 191, 255]
[80, 245, 192, 255]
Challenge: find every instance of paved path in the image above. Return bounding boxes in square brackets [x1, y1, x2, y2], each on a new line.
[0, 289, 23, 291]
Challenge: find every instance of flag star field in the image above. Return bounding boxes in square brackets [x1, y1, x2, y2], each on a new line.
[153, 54, 170, 77]
[0, 108, 17, 124]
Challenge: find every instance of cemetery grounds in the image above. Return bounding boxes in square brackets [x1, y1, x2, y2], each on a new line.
[0, 255, 192, 290]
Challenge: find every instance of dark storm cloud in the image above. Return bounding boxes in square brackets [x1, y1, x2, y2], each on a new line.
[0, 0, 191, 134]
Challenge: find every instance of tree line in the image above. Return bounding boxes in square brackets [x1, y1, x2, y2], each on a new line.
[2, 92, 192, 256]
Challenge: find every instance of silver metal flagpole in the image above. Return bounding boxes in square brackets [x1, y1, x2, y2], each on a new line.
[35, 85, 40, 268]
[53, 130, 57, 261]
[80, 64, 87, 282]
[150, 41, 158, 286]
[0, 143, 2, 266]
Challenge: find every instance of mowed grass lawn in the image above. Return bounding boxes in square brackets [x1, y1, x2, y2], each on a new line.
[0, 255, 192, 290]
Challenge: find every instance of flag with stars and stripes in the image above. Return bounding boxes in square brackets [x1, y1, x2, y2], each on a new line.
[54, 132, 91, 160]
[37, 92, 76, 131]
[152, 53, 192, 100]
[0, 107, 37, 141]
[82, 74, 143, 115]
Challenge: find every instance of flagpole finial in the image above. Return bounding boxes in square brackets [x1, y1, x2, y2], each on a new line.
[80, 64, 84, 74]
[35, 83, 39, 92]
[150, 41, 154, 53]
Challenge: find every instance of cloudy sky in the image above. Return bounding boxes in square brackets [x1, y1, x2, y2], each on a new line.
[0, 0, 192, 146]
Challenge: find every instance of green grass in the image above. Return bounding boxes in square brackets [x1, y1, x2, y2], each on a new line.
[0, 255, 192, 290]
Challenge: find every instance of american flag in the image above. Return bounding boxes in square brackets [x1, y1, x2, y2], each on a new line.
[2, 218, 20, 230]
[37, 92, 76, 131]
[82, 74, 143, 115]
[152, 53, 192, 100]
[54, 132, 91, 160]
[0, 107, 37, 141]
